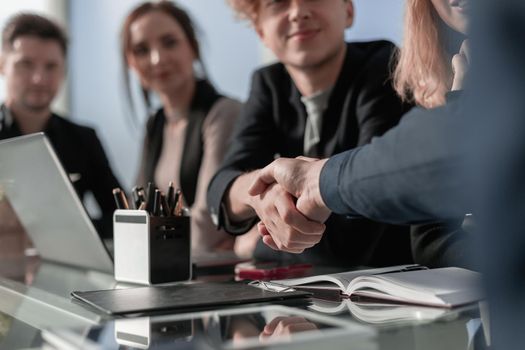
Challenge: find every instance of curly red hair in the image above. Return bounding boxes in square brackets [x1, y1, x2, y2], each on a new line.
[227, 0, 261, 22]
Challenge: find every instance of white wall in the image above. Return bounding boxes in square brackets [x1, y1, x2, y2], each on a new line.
[68, 0, 405, 189]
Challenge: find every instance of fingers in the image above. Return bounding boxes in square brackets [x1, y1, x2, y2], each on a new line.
[253, 184, 324, 253]
[262, 231, 311, 254]
[452, 53, 468, 74]
[451, 53, 469, 91]
[460, 39, 470, 63]
[262, 317, 304, 335]
[262, 231, 310, 254]
[249, 159, 328, 254]
[260, 317, 317, 340]
[263, 235, 306, 254]
[296, 194, 331, 223]
[452, 39, 470, 92]
[454, 51, 468, 67]
[262, 234, 281, 251]
[452, 53, 468, 75]
[258, 221, 270, 236]
[249, 158, 302, 197]
[274, 190, 325, 234]
[260, 222, 305, 253]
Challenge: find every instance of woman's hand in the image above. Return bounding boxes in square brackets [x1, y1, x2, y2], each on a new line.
[452, 40, 470, 91]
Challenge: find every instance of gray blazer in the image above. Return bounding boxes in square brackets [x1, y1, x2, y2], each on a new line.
[319, 99, 470, 224]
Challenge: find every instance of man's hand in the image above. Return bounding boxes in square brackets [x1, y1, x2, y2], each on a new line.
[249, 157, 331, 222]
[248, 157, 331, 252]
[250, 182, 325, 253]
[259, 316, 319, 342]
[452, 40, 470, 91]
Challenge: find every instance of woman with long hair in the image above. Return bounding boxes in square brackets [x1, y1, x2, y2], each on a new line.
[121, 1, 241, 253]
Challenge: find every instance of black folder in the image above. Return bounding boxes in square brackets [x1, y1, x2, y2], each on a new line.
[71, 281, 311, 315]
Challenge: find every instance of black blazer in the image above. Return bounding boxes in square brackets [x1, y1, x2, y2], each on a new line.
[0, 111, 121, 238]
[137, 80, 222, 207]
[208, 41, 413, 267]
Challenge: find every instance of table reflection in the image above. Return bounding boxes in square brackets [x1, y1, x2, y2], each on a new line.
[40, 306, 369, 350]
[113, 313, 333, 349]
[0, 312, 13, 342]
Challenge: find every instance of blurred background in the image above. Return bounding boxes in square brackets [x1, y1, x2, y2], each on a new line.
[0, 0, 404, 191]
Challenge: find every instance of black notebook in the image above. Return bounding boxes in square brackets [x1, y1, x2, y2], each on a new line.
[71, 281, 311, 315]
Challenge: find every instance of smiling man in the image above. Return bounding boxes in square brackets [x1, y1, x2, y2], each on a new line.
[0, 13, 121, 239]
[207, 0, 413, 266]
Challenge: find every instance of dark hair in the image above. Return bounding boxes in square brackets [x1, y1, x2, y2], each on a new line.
[121, 1, 205, 112]
[2, 13, 68, 56]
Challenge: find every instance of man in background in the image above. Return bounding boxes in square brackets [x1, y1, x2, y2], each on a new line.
[0, 13, 121, 239]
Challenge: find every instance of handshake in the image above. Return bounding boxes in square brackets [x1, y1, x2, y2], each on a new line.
[247, 157, 331, 254]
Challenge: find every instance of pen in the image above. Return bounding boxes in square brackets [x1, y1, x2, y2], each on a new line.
[112, 188, 123, 209]
[145, 182, 156, 214]
[120, 190, 130, 210]
[137, 188, 146, 207]
[174, 190, 184, 216]
[171, 189, 180, 216]
[153, 189, 162, 217]
[112, 188, 129, 210]
[131, 186, 143, 209]
[167, 181, 175, 212]
[160, 192, 170, 217]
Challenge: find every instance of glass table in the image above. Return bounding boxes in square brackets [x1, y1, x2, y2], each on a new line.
[0, 254, 490, 350]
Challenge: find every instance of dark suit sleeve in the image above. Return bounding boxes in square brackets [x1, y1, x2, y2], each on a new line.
[354, 44, 412, 146]
[319, 101, 469, 224]
[207, 70, 279, 234]
[84, 129, 121, 237]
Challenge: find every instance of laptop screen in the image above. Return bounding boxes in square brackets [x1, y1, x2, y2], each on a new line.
[0, 133, 113, 273]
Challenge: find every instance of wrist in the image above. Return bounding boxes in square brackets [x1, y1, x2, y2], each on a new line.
[308, 159, 329, 211]
[226, 172, 258, 221]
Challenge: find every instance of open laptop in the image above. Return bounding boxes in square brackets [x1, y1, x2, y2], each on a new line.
[0, 133, 113, 273]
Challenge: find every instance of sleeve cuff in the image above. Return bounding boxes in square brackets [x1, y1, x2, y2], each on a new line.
[319, 151, 359, 216]
[207, 168, 258, 235]
[219, 202, 258, 235]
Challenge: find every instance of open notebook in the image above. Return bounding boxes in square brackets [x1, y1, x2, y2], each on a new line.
[271, 266, 483, 308]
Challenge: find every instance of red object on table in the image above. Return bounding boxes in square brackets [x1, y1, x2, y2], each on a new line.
[235, 261, 313, 280]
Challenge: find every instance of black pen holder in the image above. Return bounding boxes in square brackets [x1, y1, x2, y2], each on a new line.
[113, 210, 191, 285]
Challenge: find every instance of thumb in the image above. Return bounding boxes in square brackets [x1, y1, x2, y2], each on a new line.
[248, 166, 276, 196]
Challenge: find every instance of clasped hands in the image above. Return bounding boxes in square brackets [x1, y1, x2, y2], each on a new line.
[247, 157, 331, 253]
